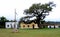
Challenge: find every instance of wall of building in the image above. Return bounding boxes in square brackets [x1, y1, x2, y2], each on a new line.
[5, 22, 18, 28]
[20, 22, 38, 29]
[48, 25, 60, 28]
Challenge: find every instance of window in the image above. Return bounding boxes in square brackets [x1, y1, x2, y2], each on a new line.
[23, 25, 25, 27]
[49, 26, 51, 28]
[7, 25, 9, 27]
[28, 25, 29, 27]
[59, 26, 60, 28]
[32, 25, 34, 29]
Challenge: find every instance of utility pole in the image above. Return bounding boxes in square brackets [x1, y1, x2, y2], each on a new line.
[12, 9, 18, 33]
[15, 9, 16, 22]
[15, 9, 16, 28]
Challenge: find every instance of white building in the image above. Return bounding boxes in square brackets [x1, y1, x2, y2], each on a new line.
[5, 22, 18, 28]
[48, 25, 60, 28]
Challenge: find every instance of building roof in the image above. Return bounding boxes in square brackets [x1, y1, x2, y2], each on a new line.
[45, 22, 60, 25]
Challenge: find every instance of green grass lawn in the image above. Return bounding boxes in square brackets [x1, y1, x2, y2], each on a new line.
[0, 28, 60, 37]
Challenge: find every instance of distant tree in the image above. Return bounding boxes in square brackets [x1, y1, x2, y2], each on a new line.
[0, 16, 9, 28]
[23, 2, 56, 28]
[0, 16, 9, 22]
[10, 20, 16, 22]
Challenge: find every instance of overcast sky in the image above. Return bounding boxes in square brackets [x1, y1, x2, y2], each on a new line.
[0, 0, 60, 21]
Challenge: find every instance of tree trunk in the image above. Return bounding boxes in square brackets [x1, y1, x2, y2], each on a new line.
[36, 13, 43, 29]
[36, 18, 42, 29]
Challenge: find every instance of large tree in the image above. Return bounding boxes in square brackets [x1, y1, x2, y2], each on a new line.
[23, 2, 56, 28]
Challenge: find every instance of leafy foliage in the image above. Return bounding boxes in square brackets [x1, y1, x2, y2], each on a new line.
[0, 16, 9, 28]
[23, 2, 56, 28]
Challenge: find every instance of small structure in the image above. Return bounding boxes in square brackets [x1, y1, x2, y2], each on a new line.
[5, 22, 18, 28]
[46, 22, 60, 28]
[48, 24, 60, 28]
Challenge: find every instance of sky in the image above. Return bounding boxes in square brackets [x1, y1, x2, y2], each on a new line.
[0, 0, 60, 21]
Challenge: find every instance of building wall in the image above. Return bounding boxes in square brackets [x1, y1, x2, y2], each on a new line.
[20, 22, 38, 29]
[48, 25, 60, 28]
[20, 22, 60, 29]
[5, 22, 18, 28]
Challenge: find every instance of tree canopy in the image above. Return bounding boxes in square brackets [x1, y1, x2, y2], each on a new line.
[23, 2, 56, 28]
[0, 16, 9, 28]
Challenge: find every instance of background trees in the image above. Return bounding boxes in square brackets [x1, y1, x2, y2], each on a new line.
[23, 2, 56, 28]
[0, 16, 9, 28]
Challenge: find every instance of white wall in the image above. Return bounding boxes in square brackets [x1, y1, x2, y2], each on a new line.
[5, 22, 18, 28]
[55, 26, 59, 28]
[48, 25, 59, 28]
[51, 26, 54, 28]
[48, 26, 50, 28]
[5, 23, 11, 28]
[48, 25, 54, 28]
